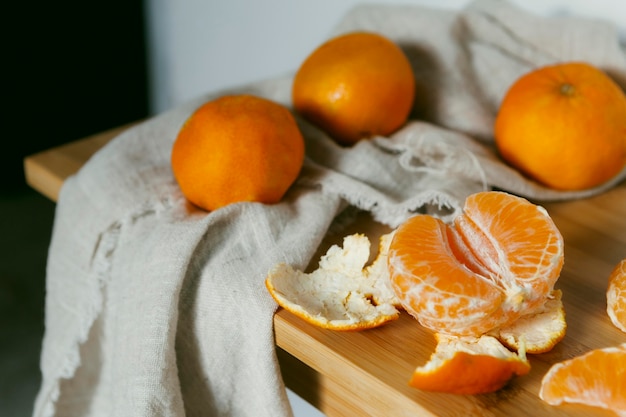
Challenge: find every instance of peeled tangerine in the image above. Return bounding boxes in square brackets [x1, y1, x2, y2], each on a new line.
[265, 191, 567, 395]
[265, 233, 401, 331]
[389, 191, 566, 394]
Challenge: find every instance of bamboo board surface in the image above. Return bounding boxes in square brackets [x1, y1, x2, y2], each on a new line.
[24, 127, 626, 416]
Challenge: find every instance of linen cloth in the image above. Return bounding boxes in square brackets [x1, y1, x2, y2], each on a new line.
[34, 1, 626, 416]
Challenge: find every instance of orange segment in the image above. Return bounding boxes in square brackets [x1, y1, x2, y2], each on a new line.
[607, 258, 626, 333]
[265, 233, 400, 331]
[457, 192, 564, 311]
[388, 191, 564, 337]
[409, 334, 530, 395]
[389, 214, 506, 335]
[539, 343, 626, 416]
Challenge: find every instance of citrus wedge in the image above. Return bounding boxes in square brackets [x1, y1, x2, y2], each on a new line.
[539, 343, 626, 416]
[388, 191, 564, 337]
[607, 258, 626, 333]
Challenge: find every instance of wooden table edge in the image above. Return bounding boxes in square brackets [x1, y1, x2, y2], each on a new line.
[24, 124, 135, 201]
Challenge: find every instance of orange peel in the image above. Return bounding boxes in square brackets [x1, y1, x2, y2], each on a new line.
[496, 289, 566, 354]
[409, 333, 530, 395]
[265, 233, 400, 331]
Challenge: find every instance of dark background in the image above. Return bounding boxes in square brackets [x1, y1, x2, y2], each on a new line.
[2, 1, 150, 415]
[4, 1, 149, 192]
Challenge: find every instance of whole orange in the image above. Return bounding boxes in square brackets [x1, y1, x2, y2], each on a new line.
[171, 94, 305, 211]
[495, 62, 626, 191]
[292, 31, 415, 145]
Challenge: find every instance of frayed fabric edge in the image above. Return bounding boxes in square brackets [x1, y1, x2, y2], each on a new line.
[34, 221, 121, 417]
[35, 197, 176, 417]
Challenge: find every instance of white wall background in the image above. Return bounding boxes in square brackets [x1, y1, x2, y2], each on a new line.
[144, 0, 626, 115]
[142, 1, 626, 415]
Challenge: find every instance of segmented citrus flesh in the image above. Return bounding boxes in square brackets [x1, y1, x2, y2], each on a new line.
[539, 343, 626, 416]
[388, 191, 564, 336]
[607, 258, 626, 333]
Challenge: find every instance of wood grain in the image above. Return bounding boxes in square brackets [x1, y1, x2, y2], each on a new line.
[23, 123, 135, 201]
[24, 127, 626, 417]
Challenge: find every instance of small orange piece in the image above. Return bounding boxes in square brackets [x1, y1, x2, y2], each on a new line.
[607, 258, 626, 333]
[497, 289, 566, 354]
[171, 94, 305, 211]
[292, 31, 415, 145]
[539, 343, 626, 416]
[388, 191, 564, 337]
[495, 62, 626, 191]
[410, 334, 530, 395]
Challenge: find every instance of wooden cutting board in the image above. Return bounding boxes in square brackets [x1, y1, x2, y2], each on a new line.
[25, 127, 626, 417]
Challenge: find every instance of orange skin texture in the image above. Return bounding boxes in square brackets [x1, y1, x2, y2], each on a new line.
[410, 350, 530, 395]
[292, 31, 415, 145]
[171, 95, 305, 211]
[495, 62, 626, 191]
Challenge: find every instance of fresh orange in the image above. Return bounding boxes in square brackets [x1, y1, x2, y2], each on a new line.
[539, 343, 626, 416]
[292, 31, 415, 145]
[607, 258, 626, 333]
[265, 233, 401, 331]
[388, 191, 564, 337]
[171, 94, 305, 211]
[410, 334, 530, 395]
[494, 62, 626, 191]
